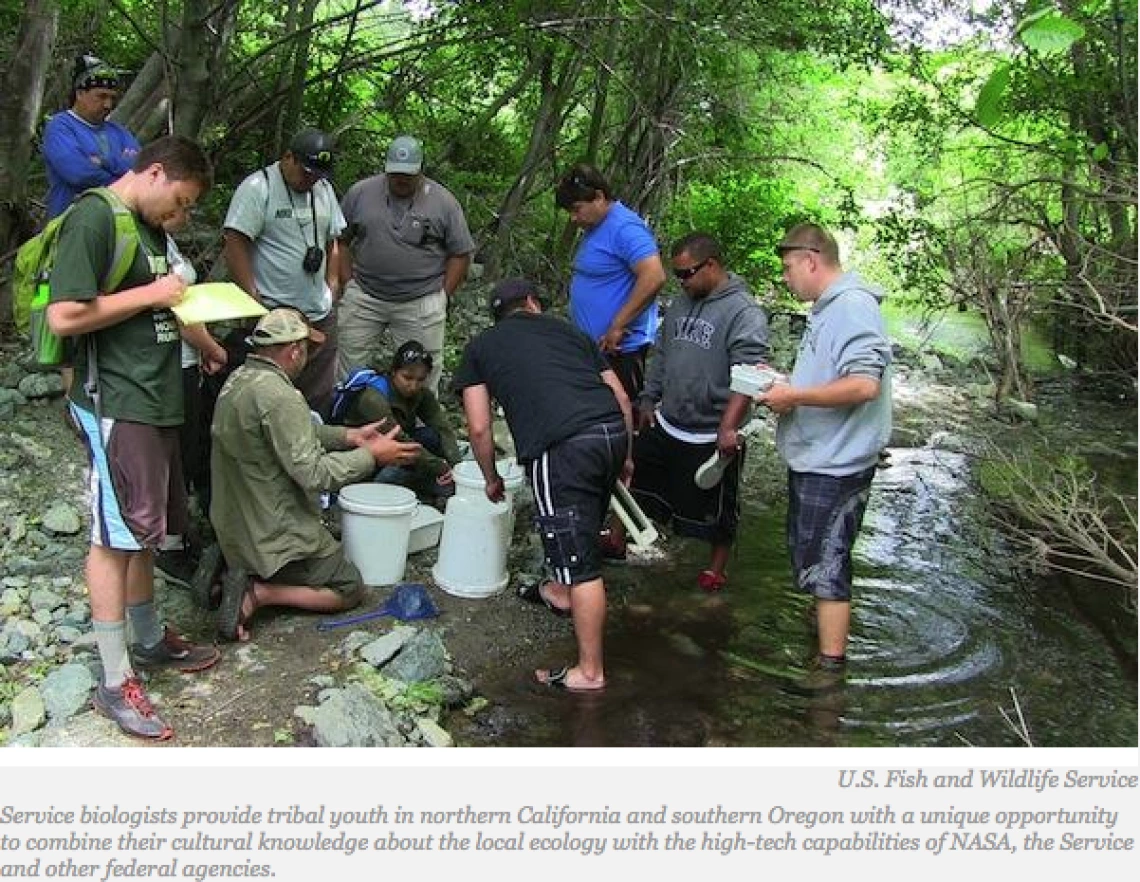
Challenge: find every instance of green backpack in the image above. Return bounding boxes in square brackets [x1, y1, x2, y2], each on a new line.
[13, 188, 141, 368]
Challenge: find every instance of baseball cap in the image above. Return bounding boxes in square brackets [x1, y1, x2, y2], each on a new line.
[488, 278, 545, 321]
[289, 128, 335, 177]
[385, 135, 424, 175]
[250, 308, 326, 347]
[74, 55, 120, 91]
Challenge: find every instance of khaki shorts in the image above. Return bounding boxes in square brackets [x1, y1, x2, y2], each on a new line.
[266, 547, 363, 599]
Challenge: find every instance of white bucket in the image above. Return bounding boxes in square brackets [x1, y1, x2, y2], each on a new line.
[433, 459, 524, 598]
[337, 484, 417, 586]
[408, 504, 444, 554]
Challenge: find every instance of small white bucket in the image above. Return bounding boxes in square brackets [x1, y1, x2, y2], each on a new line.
[408, 504, 445, 554]
[337, 484, 417, 586]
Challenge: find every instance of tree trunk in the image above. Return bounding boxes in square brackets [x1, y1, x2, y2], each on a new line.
[0, 0, 59, 329]
[281, 0, 320, 143]
[485, 45, 583, 278]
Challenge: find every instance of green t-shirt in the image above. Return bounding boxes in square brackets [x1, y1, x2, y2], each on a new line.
[49, 192, 183, 426]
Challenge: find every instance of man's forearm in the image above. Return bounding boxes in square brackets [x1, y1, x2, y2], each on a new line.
[223, 231, 259, 300]
[442, 253, 471, 297]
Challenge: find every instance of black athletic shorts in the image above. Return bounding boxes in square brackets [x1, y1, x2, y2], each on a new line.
[528, 420, 627, 585]
[630, 421, 742, 544]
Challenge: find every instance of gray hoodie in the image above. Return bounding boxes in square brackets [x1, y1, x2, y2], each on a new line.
[642, 272, 769, 433]
[776, 271, 892, 475]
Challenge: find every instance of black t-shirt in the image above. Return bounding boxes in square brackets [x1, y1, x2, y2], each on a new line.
[451, 312, 622, 462]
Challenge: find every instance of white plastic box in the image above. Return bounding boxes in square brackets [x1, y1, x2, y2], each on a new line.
[730, 364, 785, 396]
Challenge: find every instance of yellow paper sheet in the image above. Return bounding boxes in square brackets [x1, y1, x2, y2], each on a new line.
[172, 283, 268, 325]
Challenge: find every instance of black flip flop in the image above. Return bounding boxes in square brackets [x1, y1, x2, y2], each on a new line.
[537, 666, 606, 693]
[517, 578, 571, 619]
[217, 567, 252, 642]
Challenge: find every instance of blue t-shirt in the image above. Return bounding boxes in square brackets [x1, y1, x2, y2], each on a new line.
[42, 111, 140, 219]
[569, 201, 660, 353]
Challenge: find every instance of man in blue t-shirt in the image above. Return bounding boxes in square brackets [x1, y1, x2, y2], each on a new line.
[42, 54, 140, 219]
[556, 164, 666, 401]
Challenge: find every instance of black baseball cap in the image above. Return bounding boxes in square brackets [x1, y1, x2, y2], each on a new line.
[288, 128, 335, 177]
[489, 278, 546, 321]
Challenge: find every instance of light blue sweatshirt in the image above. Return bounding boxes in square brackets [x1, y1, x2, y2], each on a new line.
[776, 272, 892, 475]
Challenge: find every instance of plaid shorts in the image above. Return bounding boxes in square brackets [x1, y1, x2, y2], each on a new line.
[787, 467, 876, 602]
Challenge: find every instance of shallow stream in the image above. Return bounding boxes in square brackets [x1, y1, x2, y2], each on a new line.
[449, 445, 1137, 748]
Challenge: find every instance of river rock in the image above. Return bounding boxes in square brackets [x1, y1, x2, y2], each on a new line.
[0, 362, 24, 389]
[1002, 398, 1039, 424]
[927, 430, 969, 453]
[360, 625, 416, 669]
[294, 683, 404, 748]
[41, 503, 82, 536]
[0, 589, 23, 616]
[35, 712, 124, 747]
[436, 674, 474, 709]
[62, 607, 91, 627]
[10, 687, 46, 736]
[55, 625, 83, 644]
[29, 588, 66, 612]
[0, 388, 26, 419]
[383, 629, 448, 683]
[17, 372, 65, 400]
[416, 718, 454, 748]
[40, 664, 95, 721]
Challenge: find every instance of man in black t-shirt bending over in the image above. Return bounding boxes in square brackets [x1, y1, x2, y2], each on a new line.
[453, 278, 633, 692]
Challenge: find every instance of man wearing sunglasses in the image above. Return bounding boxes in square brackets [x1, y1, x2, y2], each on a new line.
[224, 128, 346, 418]
[555, 164, 667, 402]
[759, 223, 891, 693]
[605, 233, 768, 592]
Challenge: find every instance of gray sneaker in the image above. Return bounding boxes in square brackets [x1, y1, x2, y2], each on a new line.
[93, 677, 174, 740]
[131, 627, 220, 673]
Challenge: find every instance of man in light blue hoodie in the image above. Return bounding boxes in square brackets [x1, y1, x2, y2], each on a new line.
[760, 223, 891, 692]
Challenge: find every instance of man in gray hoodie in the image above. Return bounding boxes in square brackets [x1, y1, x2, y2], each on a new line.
[760, 223, 891, 692]
[609, 232, 769, 591]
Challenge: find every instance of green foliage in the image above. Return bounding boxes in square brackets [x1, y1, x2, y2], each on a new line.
[350, 663, 445, 715]
[663, 172, 828, 296]
[1017, 10, 1087, 55]
[974, 63, 1010, 128]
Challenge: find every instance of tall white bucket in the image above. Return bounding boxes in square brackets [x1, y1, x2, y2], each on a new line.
[337, 484, 418, 586]
[433, 460, 524, 598]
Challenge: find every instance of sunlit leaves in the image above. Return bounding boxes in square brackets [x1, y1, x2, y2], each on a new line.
[975, 63, 1010, 128]
[1017, 9, 1086, 55]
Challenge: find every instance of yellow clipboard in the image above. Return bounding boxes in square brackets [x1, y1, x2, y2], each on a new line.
[172, 283, 268, 325]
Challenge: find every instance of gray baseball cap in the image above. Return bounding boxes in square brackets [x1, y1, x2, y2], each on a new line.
[385, 135, 424, 174]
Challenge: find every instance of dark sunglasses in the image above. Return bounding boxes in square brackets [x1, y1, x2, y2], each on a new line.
[777, 245, 821, 255]
[673, 259, 709, 280]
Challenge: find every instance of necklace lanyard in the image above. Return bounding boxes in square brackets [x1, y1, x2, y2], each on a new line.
[280, 167, 320, 249]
